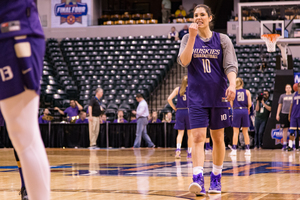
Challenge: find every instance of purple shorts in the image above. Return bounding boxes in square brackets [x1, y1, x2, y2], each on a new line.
[290, 117, 300, 130]
[174, 109, 190, 130]
[0, 36, 45, 100]
[189, 107, 231, 130]
[232, 109, 250, 128]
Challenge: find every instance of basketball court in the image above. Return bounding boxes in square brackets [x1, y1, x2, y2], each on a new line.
[1, 148, 300, 199]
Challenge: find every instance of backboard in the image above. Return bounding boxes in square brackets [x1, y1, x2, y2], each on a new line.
[237, 1, 300, 45]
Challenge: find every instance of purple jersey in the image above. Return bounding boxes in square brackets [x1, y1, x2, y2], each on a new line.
[176, 87, 188, 108]
[291, 92, 300, 119]
[38, 115, 50, 124]
[187, 32, 229, 108]
[0, 0, 44, 40]
[233, 89, 248, 108]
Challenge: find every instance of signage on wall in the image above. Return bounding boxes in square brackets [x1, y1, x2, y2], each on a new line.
[51, 0, 90, 28]
[294, 72, 300, 83]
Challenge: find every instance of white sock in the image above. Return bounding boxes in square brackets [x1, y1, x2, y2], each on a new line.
[193, 166, 203, 175]
[289, 140, 293, 147]
[188, 147, 192, 153]
[176, 143, 181, 149]
[0, 90, 50, 200]
[212, 164, 223, 175]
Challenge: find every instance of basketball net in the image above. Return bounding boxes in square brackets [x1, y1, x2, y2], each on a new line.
[261, 34, 280, 52]
[261, 33, 287, 67]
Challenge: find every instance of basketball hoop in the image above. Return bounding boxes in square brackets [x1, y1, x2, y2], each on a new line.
[261, 34, 280, 52]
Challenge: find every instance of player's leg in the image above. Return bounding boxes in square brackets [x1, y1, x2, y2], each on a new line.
[187, 129, 193, 158]
[242, 127, 251, 155]
[230, 127, 239, 156]
[205, 128, 212, 153]
[282, 128, 288, 150]
[0, 90, 50, 200]
[208, 128, 225, 194]
[188, 127, 206, 196]
[175, 130, 184, 158]
[14, 149, 28, 200]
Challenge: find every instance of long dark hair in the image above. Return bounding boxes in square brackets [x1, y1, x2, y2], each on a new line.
[179, 75, 188, 96]
[193, 4, 214, 29]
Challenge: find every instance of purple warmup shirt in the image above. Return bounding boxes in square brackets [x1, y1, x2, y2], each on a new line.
[130, 119, 137, 123]
[233, 89, 248, 108]
[0, 0, 44, 40]
[38, 115, 50, 124]
[75, 118, 89, 124]
[176, 87, 188, 108]
[291, 92, 300, 119]
[64, 106, 79, 118]
[187, 32, 229, 108]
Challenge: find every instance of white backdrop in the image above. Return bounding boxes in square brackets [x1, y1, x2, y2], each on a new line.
[51, 0, 91, 28]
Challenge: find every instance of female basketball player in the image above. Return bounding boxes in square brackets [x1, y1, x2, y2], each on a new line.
[276, 84, 293, 150]
[0, 1, 50, 200]
[230, 78, 251, 156]
[178, 4, 237, 195]
[289, 82, 300, 151]
[167, 76, 192, 159]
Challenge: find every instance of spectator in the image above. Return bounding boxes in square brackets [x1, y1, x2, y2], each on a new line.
[55, 100, 83, 121]
[276, 84, 293, 151]
[100, 114, 110, 124]
[75, 111, 88, 124]
[168, 26, 179, 41]
[149, 111, 162, 123]
[162, 112, 175, 123]
[254, 90, 272, 149]
[132, 93, 155, 148]
[130, 114, 137, 123]
[187, 3, 197, 18]
[179, 25, 189, 40]
[88, 88, 104, 149]
[113, 110, 128, 123]
[175, 5, 187, 18]
[161, 0, 171, 23]
[38, 108, 51, 124]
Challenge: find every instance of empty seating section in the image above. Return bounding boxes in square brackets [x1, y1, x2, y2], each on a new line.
[42, 36, 179, 116]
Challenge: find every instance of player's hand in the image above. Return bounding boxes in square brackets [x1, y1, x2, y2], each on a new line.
[288, 115, 291, 122]
[175, 108, 177, 112]
[189, 23, 198, 38]
[276, 115, 280, 121]
[54, 107, 59, 110]
[225, 85, 236, 102]
[132, 110, 137, 115]
[89, 116, 93, 122]
[248, 109, 250, 115]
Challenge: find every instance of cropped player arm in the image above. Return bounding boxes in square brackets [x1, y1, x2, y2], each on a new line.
[276, 104, 282, 121]
[167, 87, 179, 111]
[178, 33, 195, 67]
[88, 106, 93, 121]
[226, 72, 236, 101]
[246, 90, 252, 114]
[289, 101, 293, 121]
[220, 33, 238, 75]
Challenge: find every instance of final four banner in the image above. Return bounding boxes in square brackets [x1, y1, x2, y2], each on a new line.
[51, 0, 91, 28]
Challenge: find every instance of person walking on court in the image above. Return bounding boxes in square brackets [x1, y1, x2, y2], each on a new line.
[0, 1, 50, 199]
[167, 75, 193, 159]
[178, 4, 237, 195]
[88, 88, 104, 149]
[132, 94, 155, 148]
[276, 84, 293, 151]
[289, 82, 300, 151]
[230, 78, 252, 156]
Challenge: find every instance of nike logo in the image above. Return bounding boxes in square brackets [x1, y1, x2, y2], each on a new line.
[22, 68, 32, 74]
[202, 46, 207, 48]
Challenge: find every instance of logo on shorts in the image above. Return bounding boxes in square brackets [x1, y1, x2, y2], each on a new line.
[54, 0, 88, 25]
[0, 66, 14, 82]
[221, 114, 227, 121]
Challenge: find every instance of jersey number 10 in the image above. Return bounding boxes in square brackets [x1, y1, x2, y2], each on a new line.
[202, 59, 211, 73]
